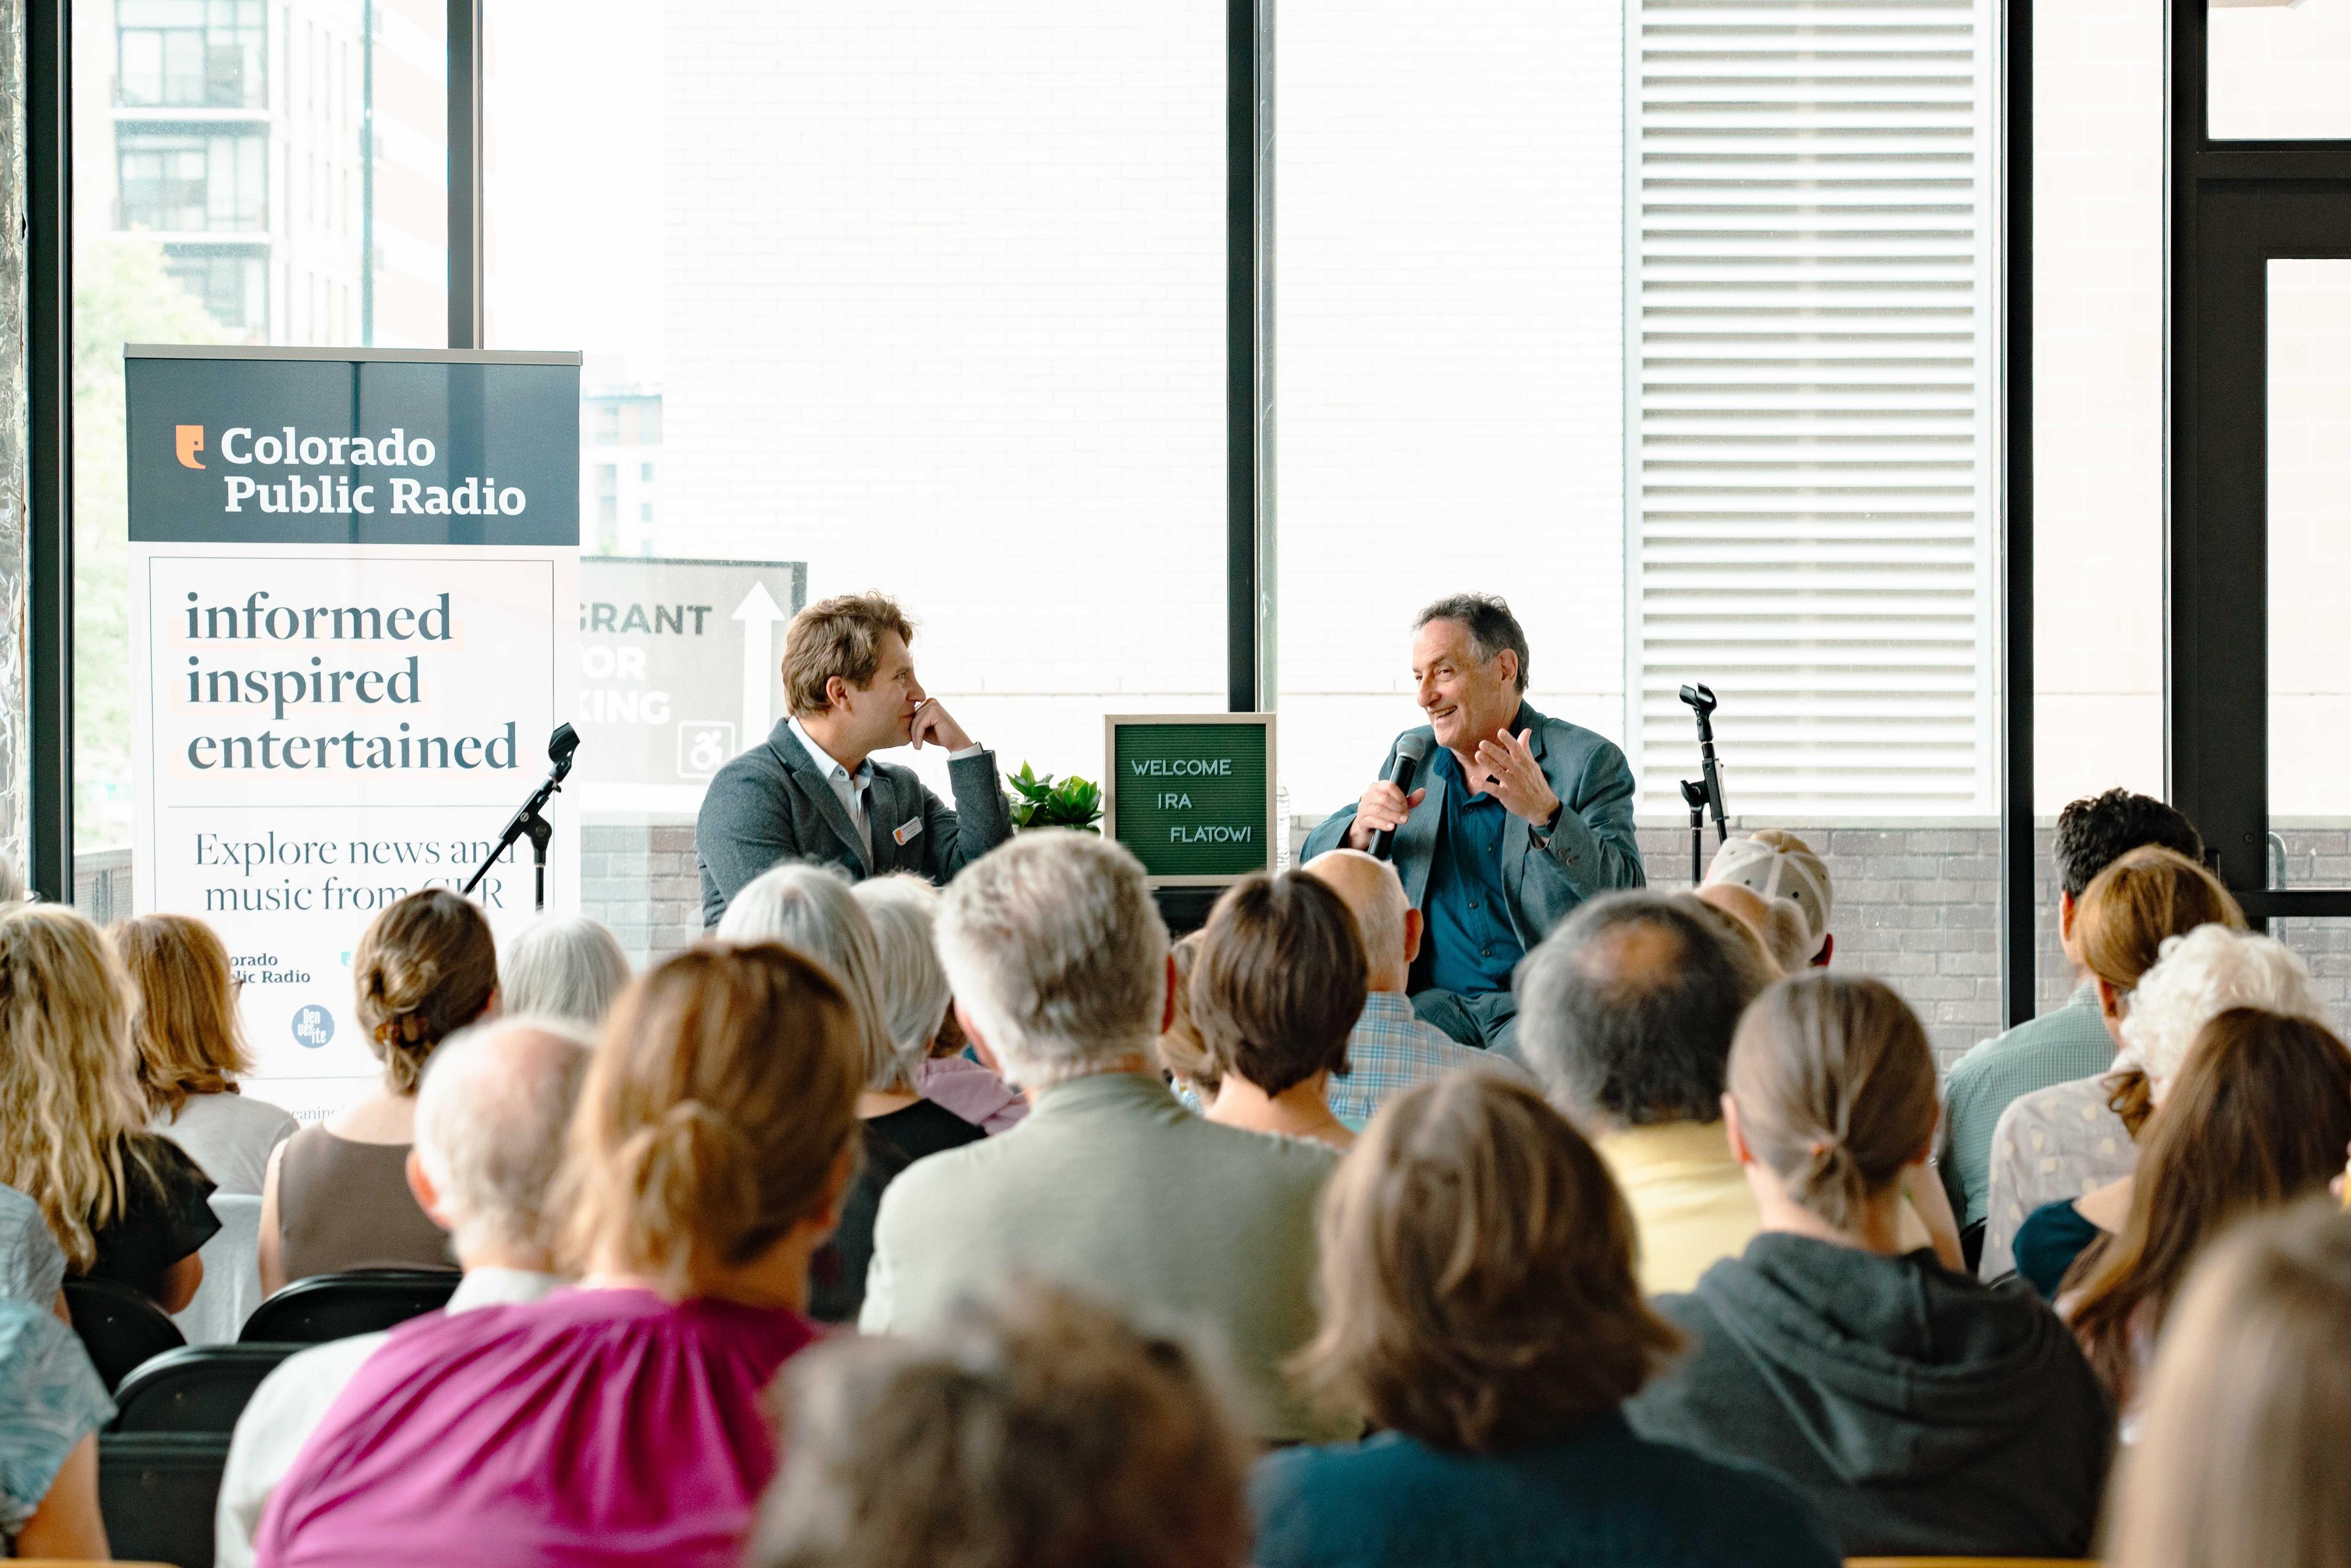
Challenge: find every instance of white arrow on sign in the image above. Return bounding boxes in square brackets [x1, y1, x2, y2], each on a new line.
[733, 580, 789, 747]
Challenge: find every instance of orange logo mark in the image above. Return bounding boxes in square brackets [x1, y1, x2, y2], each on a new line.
[174, 426, 205, 469]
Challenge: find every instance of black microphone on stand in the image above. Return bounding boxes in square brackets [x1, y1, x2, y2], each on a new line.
[464, 724, 579, 913]
[1368, 733, 1432, 862]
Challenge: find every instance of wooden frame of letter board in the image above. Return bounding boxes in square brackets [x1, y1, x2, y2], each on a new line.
[1102, 713, 1278, 890]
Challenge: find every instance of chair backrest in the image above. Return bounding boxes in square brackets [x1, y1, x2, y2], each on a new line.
[171, 1193, 265, 1346]
[238, 1268, 459, 1344]
[1846, 1558, 2100, 1566]
[64, 1276, 187, 1392]
[98, 1430, 231, 1568]
[108, 1341, 302, 1435]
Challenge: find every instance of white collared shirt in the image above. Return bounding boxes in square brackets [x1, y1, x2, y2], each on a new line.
[789, 716, 877, 838]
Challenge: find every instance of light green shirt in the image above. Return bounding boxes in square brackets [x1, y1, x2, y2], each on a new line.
[1938, 983, 2115, 1226]
[860, 1070, 1351, 1441]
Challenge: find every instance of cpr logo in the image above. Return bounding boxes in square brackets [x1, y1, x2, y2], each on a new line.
[292, 1005, 334, 1048]
[176, 425, 206, 468]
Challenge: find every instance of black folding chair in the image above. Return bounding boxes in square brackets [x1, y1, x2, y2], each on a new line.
[238, 1268, 460, 1344]
[99, 1430, 230, 1568]
[64, 1275, 187, 1392]
[110, 1341, 304, 1434]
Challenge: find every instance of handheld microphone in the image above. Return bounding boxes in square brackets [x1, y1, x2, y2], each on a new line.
[1368, 733, 1432, 862]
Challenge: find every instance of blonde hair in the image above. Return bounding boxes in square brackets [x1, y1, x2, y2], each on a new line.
[1727, 973, 1939, 1229]
[110, 913, 253, 1119]
[352, 890, 499, 1094]
[0, 906, 154, 1270]
[561, 942, 863, 1298]
[782, 593, 915, 718]
[1297, 1074, 1682, 1451]
[2074, 846, 2248, 1135]
[2107, 1199, 2351, 1568]
[1152, 931, 1218, 1096]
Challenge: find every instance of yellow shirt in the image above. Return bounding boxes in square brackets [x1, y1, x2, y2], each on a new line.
[1599, 1120, 1936, 1295]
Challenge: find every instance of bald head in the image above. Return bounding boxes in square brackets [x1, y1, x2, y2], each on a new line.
[1303, 848, 1417, 991]
[414, 1015, 595, 1267]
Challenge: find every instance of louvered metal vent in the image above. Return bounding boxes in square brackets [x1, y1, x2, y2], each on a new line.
[1629, 0, 1996, 814]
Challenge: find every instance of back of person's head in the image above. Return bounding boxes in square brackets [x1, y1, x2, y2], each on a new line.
[561, 942, 863, 1297]
[850, 875, 953, 1062]
[936, 831, 1169, 1090]
[0, 906, 147, 1270]
[782, 592, 916, 718]
[2107, 1200, 2351, 1568]
[2075, 846, 2246, 997]
[2055, 788, 2205, 901]
[500, 916, 631, 1030]
[1190, 872, 1367, 1097]
[353, 889, 498, 1094]
[414, 1016, 596, 1267]
[1692, 885, 1787, 979]
[1704, 828, 1832, 964]
[1516, 891, 1757, 1129]
[108, 912, 252, 1118]
[1300, 849, 1413, 983]
[1153, 931, 1218, 1096]
[1298, 1074, 1681, 1452]
[2066, 1008, 2351, 1405]
[1678, 893, 1782, 1000]
[1727, 973, 1939, 1229]
[717, 861, 905, 1092]
[2120, 924, 2328, 1105]
[751, 1284, 1251, 1568]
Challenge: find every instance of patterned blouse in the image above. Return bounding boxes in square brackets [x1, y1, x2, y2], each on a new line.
[1979, 1074, 2135, 1281]
[0, 1300, 113, 1540]
[0, 1185, 64, 1307]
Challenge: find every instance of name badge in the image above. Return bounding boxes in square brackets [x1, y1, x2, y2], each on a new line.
[893, 817, 924, 846]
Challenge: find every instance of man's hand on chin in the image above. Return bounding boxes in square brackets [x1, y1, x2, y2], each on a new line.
[1472, 728, 1562, 827]
[909, 699, 974, 752]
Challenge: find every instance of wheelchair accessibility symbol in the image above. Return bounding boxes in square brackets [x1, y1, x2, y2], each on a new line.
[292, 1005, 335, 1049]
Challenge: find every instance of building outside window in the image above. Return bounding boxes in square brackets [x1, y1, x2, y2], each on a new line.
[116, 0, 267, 110]
[117, 129, 267, 231]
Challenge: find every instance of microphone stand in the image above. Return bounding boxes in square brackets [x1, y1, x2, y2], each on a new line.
[1678, 683, 1729, 882]
[464, 725, 579, 913]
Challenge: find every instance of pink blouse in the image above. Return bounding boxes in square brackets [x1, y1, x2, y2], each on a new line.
[254, 1286, 819, 1568]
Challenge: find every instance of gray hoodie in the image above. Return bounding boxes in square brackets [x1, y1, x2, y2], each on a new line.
[1623, 1232, 2112, 1557]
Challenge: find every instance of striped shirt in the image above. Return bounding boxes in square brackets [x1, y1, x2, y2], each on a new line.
[1328, 992, 1532, 1131]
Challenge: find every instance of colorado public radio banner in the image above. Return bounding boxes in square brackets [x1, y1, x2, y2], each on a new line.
[126, 346, 580, 1120]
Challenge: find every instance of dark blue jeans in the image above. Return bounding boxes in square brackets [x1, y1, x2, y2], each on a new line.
[1410, 987, 1520, 1059]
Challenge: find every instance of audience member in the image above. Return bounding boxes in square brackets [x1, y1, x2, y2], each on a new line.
[718, 861, 980, 1321]
[0, 906, 217, 1311]
[1301, 849, 1532, 1130]
[2009, 923, 2330, 1296]
[1153, 930, 1219, 1106]
[253, 942, 862, 1568]
[1943, 792, 2207, 1239]
[1979, 846, 2246, 1278]
[1253, 1073, 1839, 1568]
[498, 915, 631, 1028]
[2052, 1008, 2351, 1411]
[0, 1298, 111, 1558]
[1193, 871, 1365, 1153]
[1695, 880, 1793, 972]
[113, 913, 298, 1196]
[2104, 1199, 2351, 1568]
[260, 889, 495, 1291]
[861, 831, 1351, 1441]
[751, 1285, 1252, 1568]
[853, 874, 1024, 1134]
[0, 1185, 64, 1307]
[217, 1016, 592, 1568]
[1624, 973, 2112, 1558]
[1704, 828, 1834, 967]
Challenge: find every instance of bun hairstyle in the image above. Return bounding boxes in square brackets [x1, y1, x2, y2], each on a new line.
[1727, 973, 1939, 1229]
[563, 941, 863, 1298]
[351, 890, 499, 1093]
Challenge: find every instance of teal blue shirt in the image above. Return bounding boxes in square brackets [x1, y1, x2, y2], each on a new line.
[1421, 748, 1524, 996]
[1938, 983, 2115, 1226]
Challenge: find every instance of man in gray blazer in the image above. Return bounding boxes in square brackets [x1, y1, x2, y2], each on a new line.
[696, 593, 1013, 927]
[1300, 593, 1644, 1055]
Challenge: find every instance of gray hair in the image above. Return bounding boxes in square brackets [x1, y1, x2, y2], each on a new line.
[717, 861, 906, 1091]
[2121, 924, 2333, 1103]
[501, 916, 632, 1029]
[935, 831, 1168, 1090]
[414, 1015, 594, 1263]
[851, 875, 953, 1068]
[1414, 592, 1529, 692]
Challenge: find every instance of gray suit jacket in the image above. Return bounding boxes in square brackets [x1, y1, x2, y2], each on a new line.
[1299, 702, 1645, 970]
[696, 718, 1013, 926]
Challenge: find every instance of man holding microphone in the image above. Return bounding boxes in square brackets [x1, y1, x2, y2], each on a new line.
[1300, 593, 1644, 1054]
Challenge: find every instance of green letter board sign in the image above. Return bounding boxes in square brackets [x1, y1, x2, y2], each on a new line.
[1103, 715, 1277, 886]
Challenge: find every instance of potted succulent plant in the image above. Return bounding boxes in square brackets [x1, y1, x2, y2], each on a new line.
[1004, 763, 1104, 834]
